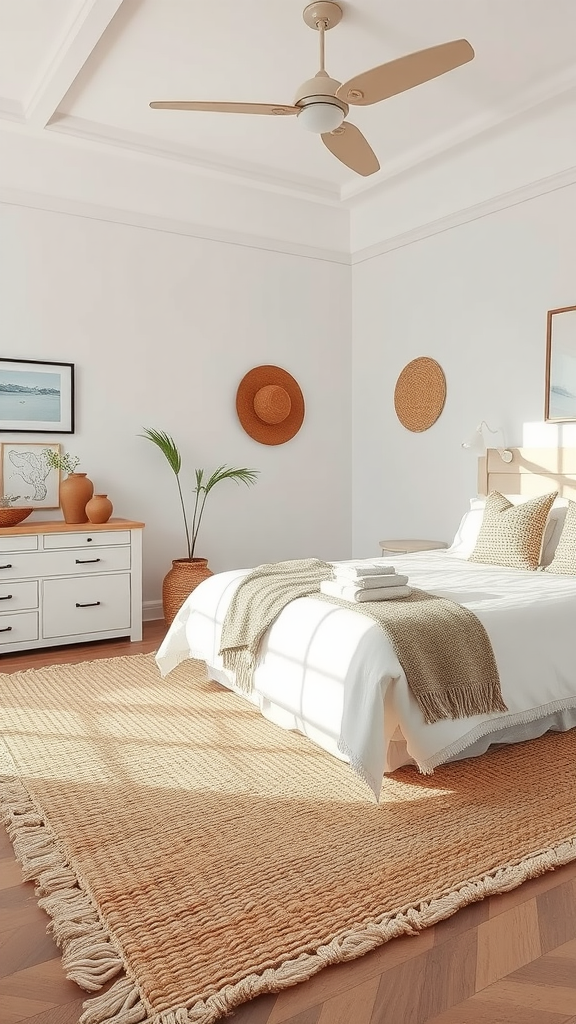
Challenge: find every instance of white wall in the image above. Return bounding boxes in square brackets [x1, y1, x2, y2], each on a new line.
[1, 200, 352, 613]
[351, 180, 576, 557]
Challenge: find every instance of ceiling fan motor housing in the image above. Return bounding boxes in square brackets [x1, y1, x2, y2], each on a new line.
[294, 72, 349, 116]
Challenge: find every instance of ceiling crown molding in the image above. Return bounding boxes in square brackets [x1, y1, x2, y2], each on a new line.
[0, 185, 350, 265]
[351, 163, 576, 264]
[47, 115, 343, 204]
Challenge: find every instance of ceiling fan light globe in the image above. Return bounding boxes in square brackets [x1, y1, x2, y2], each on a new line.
[297, 101, 345, 133]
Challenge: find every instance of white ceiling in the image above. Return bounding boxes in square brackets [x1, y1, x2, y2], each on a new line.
[2, 0, 576, 200]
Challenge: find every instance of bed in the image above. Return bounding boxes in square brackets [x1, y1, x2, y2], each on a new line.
[156, 448, 576, 799]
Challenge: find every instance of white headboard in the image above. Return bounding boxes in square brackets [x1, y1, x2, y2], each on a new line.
[478, 448, 576, 500]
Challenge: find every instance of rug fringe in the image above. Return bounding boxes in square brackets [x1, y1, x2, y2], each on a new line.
[136, 834, 576, 1024]
[0, 777, 125, 994]
[2, 774, 575, 1024]
[79, 978, 147, 1024]
[82, 834, 576, 1024]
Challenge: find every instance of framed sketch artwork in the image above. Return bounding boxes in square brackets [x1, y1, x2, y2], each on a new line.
[0, 358, 74, 433]
[0, 442, 61, 509]
[545, 306, 576, 422]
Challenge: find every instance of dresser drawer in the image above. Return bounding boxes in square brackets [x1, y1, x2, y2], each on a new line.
[0, 535, 39, 553]
[0, 611, 39, 648]
[43, 531, 130, 550]
[0, 580, 38, 611]
[43, 574, 131, 638]
[0, 546, 131, 580]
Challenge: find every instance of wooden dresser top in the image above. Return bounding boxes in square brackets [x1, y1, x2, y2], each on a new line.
[0, 518, 144, 537]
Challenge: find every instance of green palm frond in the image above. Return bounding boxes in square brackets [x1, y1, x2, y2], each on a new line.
[139, 428, 181, 475]
[140, 427, 259, 559]
[201, 465, 259, 494]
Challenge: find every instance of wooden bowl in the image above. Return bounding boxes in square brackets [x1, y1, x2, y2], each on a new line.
[0, 507, 33, 528]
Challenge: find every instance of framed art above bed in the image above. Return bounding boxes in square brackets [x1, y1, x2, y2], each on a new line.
[545, 305, 576, 423]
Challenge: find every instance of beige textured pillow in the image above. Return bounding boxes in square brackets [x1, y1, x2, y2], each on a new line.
[545, 500, 576, 574]
[469, 490, 557, 570]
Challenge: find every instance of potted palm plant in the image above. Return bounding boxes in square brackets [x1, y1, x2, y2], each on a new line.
[140, 428, 259, 625]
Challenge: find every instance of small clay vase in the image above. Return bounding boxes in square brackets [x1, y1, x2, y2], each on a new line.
[86, 493, 113, 525]
[59, 473, 94, 524]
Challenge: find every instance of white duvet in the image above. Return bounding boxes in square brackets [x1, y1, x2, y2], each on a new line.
[156, 552, 576, 799]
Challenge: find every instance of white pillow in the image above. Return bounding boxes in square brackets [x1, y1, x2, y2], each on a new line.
[447, 495, 568, 563]
[447, 505, 485, 559]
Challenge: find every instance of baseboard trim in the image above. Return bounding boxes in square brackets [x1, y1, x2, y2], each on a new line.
[143, 599, 163, 622]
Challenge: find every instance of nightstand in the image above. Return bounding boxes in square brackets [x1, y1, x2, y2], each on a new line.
[379, 539, 448, 556]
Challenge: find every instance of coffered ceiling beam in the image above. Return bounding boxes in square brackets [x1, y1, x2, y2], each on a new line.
[24, 0, 126, 128]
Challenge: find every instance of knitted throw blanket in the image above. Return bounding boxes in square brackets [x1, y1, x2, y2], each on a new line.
[219, 558, 333, 693]
[315, 588, 506, 724]
[219, 561, 506, 724]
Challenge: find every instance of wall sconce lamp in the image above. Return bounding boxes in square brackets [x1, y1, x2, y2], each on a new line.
[461, 421, 514, 463]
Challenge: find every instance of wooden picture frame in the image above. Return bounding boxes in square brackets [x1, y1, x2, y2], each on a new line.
[0, 442, 61, 509]
[545, 306, 576, 422]
[0, 358, 75, 433]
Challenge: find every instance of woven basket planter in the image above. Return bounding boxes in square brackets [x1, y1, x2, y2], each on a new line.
[162, 558, 214, 627]
[0, 507, 33, 528]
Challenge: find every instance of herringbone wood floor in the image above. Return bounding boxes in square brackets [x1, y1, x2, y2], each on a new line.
[1, 623, 575, 1024]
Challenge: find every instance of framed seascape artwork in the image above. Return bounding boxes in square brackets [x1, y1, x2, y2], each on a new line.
[1, 442, 61, 509]
[545, 306, 576, 422]
[0, 358, 74, 433]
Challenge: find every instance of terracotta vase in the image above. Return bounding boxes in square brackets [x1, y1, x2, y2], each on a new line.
[59, 473, 94, 524]
[162, 557, 213, 627]
[86, 493, 113, 524]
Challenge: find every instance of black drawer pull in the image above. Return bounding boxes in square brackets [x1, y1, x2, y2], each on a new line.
[0, 594, 13, 601]
[0, 564, 12, 570]
[0, 626, 12, 632]
[75, 601, 101, 608]
[75, 557, 101, 564]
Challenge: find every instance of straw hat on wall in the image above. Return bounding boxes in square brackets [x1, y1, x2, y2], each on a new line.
[236, 365, 305, 445]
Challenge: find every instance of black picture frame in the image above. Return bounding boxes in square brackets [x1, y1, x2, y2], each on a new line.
[0, 358, 75, 433]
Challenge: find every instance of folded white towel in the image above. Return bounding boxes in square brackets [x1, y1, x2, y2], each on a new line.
[320, 580, 412, 603]
[333, 572, 409, 590]
[330, 562, 395, 579]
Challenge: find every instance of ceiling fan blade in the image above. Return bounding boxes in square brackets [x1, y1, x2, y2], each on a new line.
[149, 101, 299, 116]
[321, 122, 380, 177]
[337, 39, 474, 106]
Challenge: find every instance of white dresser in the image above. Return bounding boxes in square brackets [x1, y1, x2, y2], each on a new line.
[0, 519, 144, 654]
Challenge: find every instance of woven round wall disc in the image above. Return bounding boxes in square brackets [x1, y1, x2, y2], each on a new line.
[394, 357, 446, 432]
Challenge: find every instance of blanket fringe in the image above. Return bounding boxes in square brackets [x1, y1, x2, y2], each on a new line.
[221, 649, 254, 695]
[2, 774, 576, 1024]
[416, 682, 508, 726]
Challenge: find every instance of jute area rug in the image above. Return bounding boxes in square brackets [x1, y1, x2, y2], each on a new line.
[1, 655, 576, 1024]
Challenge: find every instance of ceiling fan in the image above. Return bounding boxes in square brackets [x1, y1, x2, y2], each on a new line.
[149, 2, 474, 178]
